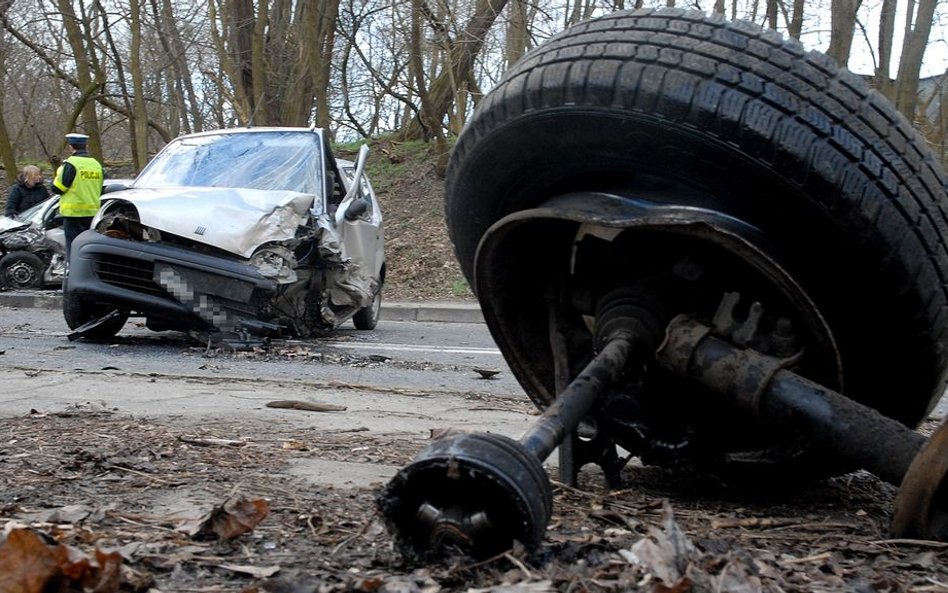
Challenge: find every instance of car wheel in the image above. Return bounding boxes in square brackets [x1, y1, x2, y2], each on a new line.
[353, 291, 382, 330]
[445, 9, 948, 470]
[0, 251, 45, 290]
[63, 290, 129, 340]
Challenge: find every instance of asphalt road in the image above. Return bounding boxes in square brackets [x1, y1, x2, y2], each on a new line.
[0, 304, 539, 487]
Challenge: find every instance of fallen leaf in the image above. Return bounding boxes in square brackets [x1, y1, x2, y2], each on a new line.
[178, 496, 270, 540]
[0, 528, 66, 593]
[0, 528, 125, 593]
[628, 502, 696, 584]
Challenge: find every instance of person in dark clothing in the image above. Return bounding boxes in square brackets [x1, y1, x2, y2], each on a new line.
[4, 165, 50, 218]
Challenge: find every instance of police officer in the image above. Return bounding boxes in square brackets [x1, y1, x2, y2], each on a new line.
[52, 132, 103, 260]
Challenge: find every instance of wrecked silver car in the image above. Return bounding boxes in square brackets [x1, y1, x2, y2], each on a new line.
[0, 196, 66, 290]
[63, 127, 385, 344]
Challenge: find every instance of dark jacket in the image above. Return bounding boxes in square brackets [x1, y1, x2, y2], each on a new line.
[5, 177, 50, 218]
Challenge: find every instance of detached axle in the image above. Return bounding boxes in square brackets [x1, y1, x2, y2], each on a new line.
[379, 304, 948, 560]
[377, 290, 666, 560]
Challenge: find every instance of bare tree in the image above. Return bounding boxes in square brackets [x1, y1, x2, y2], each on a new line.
[128, 0, 148, 169]
[0, 0, 16, 183]
[872, 0, 898, 99]
[207, 0, 341, 127]
[56, 0, 105, 159]
[895, 0, 937, 120]
[505, 0, 529, 69]
[149, 0, 204, 135]
[403, 0, 510, 140]
[826, 0, 862, 68]
[786, 0, 805, 38]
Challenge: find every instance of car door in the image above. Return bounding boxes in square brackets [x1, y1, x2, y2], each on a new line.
[338, 164, 384, 282]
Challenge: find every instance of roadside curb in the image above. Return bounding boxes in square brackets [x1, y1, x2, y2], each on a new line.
[0, 291, 484, 324]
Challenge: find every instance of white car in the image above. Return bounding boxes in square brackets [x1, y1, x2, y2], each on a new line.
[63, 127, 385, 345]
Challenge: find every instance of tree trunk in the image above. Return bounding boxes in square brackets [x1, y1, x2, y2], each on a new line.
[787, 0, 805, 38]
[765, 0, 778, 29]
[505, 0, 529, 69]
[250, 0, 268, 124]
[130, 0, 149, 169]
[151, 0, 203, 134]
[209, 0, 250, 122]
[0, 0, 17, 184]
[826, 0, 862, 69]
[311, 0, 341, 129]
[873, 0, 897, 100]
[895, 0, 936, 121]
[94, 0, 141, 169]
[57, 0, 104, 160]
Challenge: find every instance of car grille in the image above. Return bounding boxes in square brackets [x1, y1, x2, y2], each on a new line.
[93, 255, 169, 298]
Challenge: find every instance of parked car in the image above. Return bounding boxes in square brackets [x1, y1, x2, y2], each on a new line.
[0, 196, 66, 290]
[64, 127, 385, 345]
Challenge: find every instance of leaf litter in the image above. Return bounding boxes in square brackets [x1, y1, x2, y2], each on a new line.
[1, 411, 946, 592]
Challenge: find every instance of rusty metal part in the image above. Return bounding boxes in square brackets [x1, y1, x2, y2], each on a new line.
[377, 431, 552, 561]
[379, 293, 666, 560]
[891, 419, 948, 540]
[378, 329, 638, 560]
[551, 302, 626, 488]
[656, 316, 926, 486]
[520, 328, 636, 461]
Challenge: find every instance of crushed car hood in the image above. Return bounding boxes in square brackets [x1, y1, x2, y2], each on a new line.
[114, 187, 315, 258]
[0, 217, 30, 233]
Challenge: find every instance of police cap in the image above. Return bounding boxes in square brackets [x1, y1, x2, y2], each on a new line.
[65, 133, 89, 147]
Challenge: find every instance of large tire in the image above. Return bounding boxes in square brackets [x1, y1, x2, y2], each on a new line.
[0, 251, 45, 290]
[63, 290, 129, 341]
[445, 9, 948, 429]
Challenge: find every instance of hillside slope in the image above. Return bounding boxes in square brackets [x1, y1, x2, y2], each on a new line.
[353, 139, 474, 302]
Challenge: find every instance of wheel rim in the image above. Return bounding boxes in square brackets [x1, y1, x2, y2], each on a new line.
[5, 260, 39, 288]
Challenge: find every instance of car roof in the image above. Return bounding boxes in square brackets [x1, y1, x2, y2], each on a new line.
[173, 126, 327, 142]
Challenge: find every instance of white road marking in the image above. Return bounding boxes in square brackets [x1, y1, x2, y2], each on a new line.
[324, 341, 502, 356]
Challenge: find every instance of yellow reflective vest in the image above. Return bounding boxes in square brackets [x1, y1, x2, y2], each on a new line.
[54, 154, 103, 217]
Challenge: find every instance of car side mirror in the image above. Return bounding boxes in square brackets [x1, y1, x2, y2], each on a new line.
[344, 197, 369, 221]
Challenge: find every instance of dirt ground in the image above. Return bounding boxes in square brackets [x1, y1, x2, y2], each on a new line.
[2, 406, 946, 592]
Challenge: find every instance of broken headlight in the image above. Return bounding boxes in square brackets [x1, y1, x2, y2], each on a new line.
[249, 245, 298, 283]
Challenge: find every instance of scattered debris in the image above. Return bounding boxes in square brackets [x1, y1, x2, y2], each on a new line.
[266, 400, 347, 412]
[1, 406, 945, 591]
[473, 367, 501, 379]
[177, 435, 248, 448]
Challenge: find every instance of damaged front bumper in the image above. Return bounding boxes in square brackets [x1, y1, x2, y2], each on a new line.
[68, 230, 279, 336]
